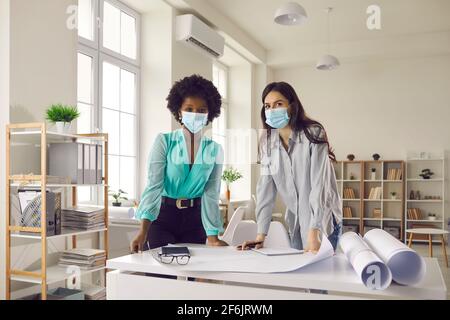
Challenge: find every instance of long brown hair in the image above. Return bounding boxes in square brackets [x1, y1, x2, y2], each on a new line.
[260, 82, 336, 162]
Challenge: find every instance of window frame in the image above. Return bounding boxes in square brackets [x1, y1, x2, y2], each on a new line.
[77, 0, 141, 201]
[99, 52, 140, 199]
[99, 0, 141, 67]
[212, 61, 229, 166]
[78, 0, 99, 50]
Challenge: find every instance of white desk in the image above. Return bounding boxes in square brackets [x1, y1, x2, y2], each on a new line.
[106, 247, 447, 300]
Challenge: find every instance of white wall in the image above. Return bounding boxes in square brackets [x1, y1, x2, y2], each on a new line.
[273, 55, 450, 221]
[7, 0, 84, 295]
[139, 2, 174, 193]
[227, 63, 253, 200]
[0, 0, 11, 301]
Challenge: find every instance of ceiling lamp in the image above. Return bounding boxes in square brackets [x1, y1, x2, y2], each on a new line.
[316, 7, 340, 70]
[274, 2, 308, 26]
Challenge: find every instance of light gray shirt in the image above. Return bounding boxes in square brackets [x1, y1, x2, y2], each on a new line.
[255, 126, 343, 249]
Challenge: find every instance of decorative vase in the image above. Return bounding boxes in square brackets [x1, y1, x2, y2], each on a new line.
[112, 202, 122, 207]
[55, 121, 71, 134]
[390, 195, 396, 200]
[371, 172, 376, 180]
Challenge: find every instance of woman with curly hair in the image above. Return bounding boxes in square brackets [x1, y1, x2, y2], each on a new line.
[130, 74, 227, 253]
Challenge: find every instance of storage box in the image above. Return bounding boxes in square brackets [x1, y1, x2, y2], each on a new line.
[383, 227, 400, 239]
[18, 190, 61, 236]
[48, 143, 84, 184]
[343, 225, 359, 234]
[19, 288, 85, 300]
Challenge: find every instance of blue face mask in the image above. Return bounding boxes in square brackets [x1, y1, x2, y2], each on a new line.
[265, 107, 290, 129]
[181, 111, 208, 134]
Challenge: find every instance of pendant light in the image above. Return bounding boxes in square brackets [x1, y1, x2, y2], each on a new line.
[274, 2, 308, 26]
[316, 7, 340, 70]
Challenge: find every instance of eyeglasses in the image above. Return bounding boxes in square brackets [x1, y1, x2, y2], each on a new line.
[158, 254, 191, 265]
[150, 248, 191, 265]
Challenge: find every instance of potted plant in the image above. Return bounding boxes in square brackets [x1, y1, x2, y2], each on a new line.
[109, 189, 128, 207]
[221, 167, 243, 201]
[427, 213, 437, 221]
[390, 192, 397, 200]
[46, 103, 80, 134]
[419, 169, 434, 180]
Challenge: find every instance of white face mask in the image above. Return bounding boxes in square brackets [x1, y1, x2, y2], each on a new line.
[181, 111, 208, 134]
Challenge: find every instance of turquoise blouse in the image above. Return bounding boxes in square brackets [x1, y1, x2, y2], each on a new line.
[135, 129, 224, 236]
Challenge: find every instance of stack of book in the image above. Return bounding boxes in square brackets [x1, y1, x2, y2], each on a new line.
[82, 283, 106, 300]
[343, 206, 353, 218]
[61, 206, 105, 231]
[58, 248, 106, 270]
[373, 208, 382, 219]
[343, 187, 356, 199]
[407, 208, 422, 220]
[386, 168, 402, 180]
[368, 187, 382, 200]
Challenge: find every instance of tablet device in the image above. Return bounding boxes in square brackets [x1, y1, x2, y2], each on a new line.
[161, 246, 190, 256]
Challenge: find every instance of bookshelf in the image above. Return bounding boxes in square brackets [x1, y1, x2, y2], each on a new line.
[5, 123, 109, 300]
[405, 153, 446, 243]
[362, 160, 405, 240]
[334, 160, 405, 240]
[333, 161, 363, 235]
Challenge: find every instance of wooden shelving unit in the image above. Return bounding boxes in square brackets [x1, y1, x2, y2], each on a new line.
[405, 154, 446, 244]
[334, 160, 405, 240]
[5, 122, 109, 300]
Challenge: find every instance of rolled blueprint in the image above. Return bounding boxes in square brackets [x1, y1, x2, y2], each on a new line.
[339, 232, 392, 290]
[364, 228, 426, 286]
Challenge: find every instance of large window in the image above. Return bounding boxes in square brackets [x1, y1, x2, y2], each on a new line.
[212, 63, 228, 192]
[212, 62, 228, 157]
[77, 0, 140, 200]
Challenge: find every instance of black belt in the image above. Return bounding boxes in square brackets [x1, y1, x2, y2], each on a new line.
[161, 196, 201, 209]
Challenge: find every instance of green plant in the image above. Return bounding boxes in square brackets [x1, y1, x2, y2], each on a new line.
[46, 104, 80, 123]
[109, 189, 128, 204]
[221, 167, 243, 186]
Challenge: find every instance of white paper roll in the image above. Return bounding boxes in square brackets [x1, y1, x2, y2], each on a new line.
[108, 206, 135, 219]
[339, 232, 392, 290]
[364, 228, 426, 286]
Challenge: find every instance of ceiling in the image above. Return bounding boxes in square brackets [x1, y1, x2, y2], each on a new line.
[206, 0, 450, 51]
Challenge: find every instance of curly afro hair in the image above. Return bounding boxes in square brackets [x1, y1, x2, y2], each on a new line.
[166, 74, 222, 125]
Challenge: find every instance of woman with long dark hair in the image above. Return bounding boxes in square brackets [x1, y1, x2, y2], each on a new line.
[241, 82, 342, 252]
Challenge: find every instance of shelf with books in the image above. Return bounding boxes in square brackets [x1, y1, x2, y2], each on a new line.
[404, 153, 446, 243]
[6, 123, 109, 300]
[362, 160, 405, 240]
[335, 161, 364, 234]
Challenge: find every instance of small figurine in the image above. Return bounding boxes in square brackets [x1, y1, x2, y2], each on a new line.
[415, 190, 421, 200]
[410, 190, 415, 200]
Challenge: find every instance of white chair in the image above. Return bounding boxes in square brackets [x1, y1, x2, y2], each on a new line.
[229, 220, 257, 246]
[264, 221, 291, 248]
[219, 206, 246, 245]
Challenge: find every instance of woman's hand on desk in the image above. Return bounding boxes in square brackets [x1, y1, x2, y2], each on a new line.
[130, 232, 147, 253]
[237, 234, 266, 250]
[207, 236, 228, 247]
[305, 228, 321, 253]
[130, 219, 150, 253]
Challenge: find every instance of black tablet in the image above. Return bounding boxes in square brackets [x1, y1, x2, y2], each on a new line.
[161, 246, 190, 256]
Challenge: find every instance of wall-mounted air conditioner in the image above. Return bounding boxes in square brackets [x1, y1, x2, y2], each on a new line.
[175, 14, 225, 59]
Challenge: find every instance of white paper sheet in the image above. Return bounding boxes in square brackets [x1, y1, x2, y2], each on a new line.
[151, 235, 334, 273]
[339, 232, 392, 290]
[363, 228, 426, 286]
